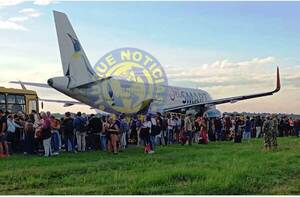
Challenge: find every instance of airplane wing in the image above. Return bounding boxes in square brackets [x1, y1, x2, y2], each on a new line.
[164, 67, 281, 112]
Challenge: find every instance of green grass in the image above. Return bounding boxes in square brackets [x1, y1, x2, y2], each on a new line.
[0, 137, 300, 194]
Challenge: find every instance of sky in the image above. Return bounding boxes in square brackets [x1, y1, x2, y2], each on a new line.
[0, 0, 299, 114]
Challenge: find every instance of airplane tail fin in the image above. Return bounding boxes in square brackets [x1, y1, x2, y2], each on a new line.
[53, 11, 95, 88]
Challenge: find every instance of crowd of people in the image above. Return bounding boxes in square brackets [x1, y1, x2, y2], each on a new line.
[0, 109, 299, 157]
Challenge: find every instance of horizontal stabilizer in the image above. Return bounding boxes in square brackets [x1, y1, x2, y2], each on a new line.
[10, 81, 50, 88]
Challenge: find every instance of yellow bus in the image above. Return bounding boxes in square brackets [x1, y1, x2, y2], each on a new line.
[0, 87, 39, 114]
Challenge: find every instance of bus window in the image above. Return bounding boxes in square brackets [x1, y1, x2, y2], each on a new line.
[0, 93, 5, 112]
[16, 95, 25, 104]
[7, 94, 15, 104]
[7, 94, 25, 113]
[7, 104, 24, 113]
[28, 100, 37, 112]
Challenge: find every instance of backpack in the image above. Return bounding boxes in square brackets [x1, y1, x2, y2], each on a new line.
[63, 118, 74, 135]
[74, 117, 85, 132]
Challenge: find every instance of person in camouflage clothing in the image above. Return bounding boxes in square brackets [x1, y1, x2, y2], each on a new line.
[271, 114, 279, 148]
[262, 116, 273, 150]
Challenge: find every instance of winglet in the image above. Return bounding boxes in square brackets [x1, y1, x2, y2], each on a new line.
[273, 66, 281, 93]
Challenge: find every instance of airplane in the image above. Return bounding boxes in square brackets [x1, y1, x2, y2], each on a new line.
[11, 11, 281, 116]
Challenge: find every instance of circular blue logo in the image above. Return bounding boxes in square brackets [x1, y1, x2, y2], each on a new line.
[91, 47, 168, 114]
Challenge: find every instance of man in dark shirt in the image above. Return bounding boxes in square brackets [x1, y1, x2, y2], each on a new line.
[61, 112, 76, 152]
[73, 112, 87, 152]
[88, 114, 102, 150]
[255, 116, 263, 138]
[0, 110, 8, 157]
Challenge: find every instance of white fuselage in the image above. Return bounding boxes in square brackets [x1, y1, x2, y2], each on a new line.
[48, 76, 213, 115]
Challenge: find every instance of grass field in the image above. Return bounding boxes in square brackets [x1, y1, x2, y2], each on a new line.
[0, 137, 300, 195]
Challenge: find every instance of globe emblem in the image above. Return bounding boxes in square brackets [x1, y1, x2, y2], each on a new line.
[93, 47, 168, 114]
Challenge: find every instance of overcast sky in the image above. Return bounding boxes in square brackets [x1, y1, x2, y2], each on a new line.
[0, 1, 299, 114]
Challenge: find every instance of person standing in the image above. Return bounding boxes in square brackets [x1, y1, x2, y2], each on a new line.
[296, 119, 300, 137]
[155, 112, 165, 146]
[139, 115, 153, 154]
[167, 114, 176, 144]
[50, 115, 61, 155]
[119, 114, 129, 150]
[174, 115, 181, 143]
[194, 116, 201, 144]
[129, 115, 138, 145]
[243, 116, 252, 141]
[106, 116, 120, 154]
[208, 118, 216, 142]
[234, 117, 242, 143]
[41, 112, 52, 157]
[61, 112, 76, 152]
[0, 110, 8, 157]
[6, 114, 22, 155]
[271, 114, 279, 149]
[198, 116, 208, 144]
[214, 118, 222, 141]
[161, 115, 168, 145]
[73, 112, 87, 152]
[149, 113, 161, 151]
[88, 114, 102, 150]
[255, 116, 263, 138]
[184, 113, 194, 145]
[32, 111, 43, 154]
[100, 116, 108, 151]
[224, 115, 232, 140]
[283, 117, 289, 136]
[262, 116, 273, 151]
[24, 114, 35, 155]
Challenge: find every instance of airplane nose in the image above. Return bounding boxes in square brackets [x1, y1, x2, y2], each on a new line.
[47, 79, 53, 87]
